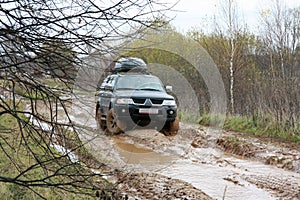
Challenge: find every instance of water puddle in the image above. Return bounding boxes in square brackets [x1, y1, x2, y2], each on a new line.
[25, 105, 79, 163]
[158, 159, 275, 200]
[111, 133, 300, 200]
[158, 146, 300, 200]
[116, 141, 152, 154]
[112, 137, 175, 170]
[50, 144, 79, 163]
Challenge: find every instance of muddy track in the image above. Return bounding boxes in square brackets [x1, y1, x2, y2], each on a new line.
[118, 172, 211, 200]
[65, 96, 300, 199]
[76, 122, 300, 200]
[194, 128, 300, 173]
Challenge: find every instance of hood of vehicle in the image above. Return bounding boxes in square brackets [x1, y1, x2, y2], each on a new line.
[114, 89, 174, 100]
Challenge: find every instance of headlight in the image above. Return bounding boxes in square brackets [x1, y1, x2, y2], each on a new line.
[116, 98, 134, 104]
[162, 100, 176, 106]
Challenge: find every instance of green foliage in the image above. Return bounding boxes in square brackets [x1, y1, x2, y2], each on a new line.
[178, 111, 200, 124]
[120, 21, 300, 143]
[0, 110, 108, 199]
[199, 114, 300, 143]
[3, 183, 27, 200]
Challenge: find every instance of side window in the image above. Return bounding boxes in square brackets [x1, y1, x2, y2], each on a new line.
[100, 76, 116, 90]
[100, 76, 110, 89]
[108, 76, 116, 88]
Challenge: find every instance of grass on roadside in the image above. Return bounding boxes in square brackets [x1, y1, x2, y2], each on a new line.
[199, 114, 300, 143]
[178, 111, 200, 123]
[0, 109, 110, 200]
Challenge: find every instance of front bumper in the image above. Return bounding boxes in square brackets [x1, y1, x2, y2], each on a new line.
[114, 104, 177, 123]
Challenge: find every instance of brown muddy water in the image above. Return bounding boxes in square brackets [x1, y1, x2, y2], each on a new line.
[113, 137, 175, 168]
[109, 132, 291, 200]
[69, 95, 300, 199]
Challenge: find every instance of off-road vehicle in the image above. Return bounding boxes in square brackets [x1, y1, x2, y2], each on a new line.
[95, 57, 179, 135]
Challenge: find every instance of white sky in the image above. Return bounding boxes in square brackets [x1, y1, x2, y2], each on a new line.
[165, 0, 300, 33]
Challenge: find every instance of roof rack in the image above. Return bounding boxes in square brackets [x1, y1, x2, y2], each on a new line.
[110, 57, 150, 74]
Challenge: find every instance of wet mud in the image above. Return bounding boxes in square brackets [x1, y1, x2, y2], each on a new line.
[102, 126, 300, 199]
[61, 95, 300, 199]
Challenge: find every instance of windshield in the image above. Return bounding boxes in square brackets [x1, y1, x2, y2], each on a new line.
[115, 75, 165, 91]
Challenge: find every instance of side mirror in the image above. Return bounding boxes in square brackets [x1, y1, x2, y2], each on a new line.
[166, 85, 172, 93]
[104, 85, 113, 91]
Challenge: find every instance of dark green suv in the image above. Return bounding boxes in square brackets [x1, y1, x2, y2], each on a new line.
[95, 57, 179, 135]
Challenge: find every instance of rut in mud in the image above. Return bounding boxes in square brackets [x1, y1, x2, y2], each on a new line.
[77, 120, 300, 200]
[46, 95, 300, 199]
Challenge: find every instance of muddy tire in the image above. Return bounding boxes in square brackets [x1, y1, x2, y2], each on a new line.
[162, 117, 179, 136]
[96, 106, 106, 131]
[106, 108, 122, 134]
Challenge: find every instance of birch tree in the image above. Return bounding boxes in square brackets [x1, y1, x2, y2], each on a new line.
[219, 0, 240, 114]
[228, 0, 236, 113]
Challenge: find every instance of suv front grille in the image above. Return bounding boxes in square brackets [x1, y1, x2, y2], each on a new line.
[132, 98, 164, 105]
[132, 98, 146, 104]
[150, 99, 163, 105]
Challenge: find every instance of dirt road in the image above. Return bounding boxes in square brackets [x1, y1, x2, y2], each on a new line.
[71, 95, 300, 200]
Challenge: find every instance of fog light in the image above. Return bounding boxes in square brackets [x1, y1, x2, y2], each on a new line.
[122, 109, 126, 113]
[168, 110, 174, 115]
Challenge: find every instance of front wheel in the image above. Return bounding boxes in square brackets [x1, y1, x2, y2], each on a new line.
[106, 108, 122, 134]
[161, 117, 179, 136]
[96, 106, 106, 131]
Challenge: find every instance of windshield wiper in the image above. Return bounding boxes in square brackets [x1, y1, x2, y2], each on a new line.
[116, 87, 135, 90]
[139, 88, 162, 91]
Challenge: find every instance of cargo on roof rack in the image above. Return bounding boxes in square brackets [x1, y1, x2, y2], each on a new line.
[111, 57, 148, 73]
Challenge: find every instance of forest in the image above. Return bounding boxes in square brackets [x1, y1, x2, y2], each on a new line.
[122, 1, 300, 141]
